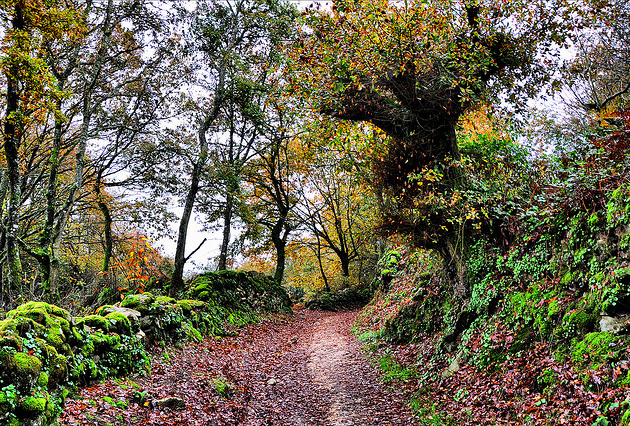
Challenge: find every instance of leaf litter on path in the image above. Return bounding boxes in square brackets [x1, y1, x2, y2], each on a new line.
[60, 309, 417, 425]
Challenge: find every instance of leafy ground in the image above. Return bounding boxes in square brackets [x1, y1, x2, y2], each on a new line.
[60, 310, 416, 425]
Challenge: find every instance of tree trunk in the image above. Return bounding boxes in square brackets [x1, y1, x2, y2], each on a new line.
[217, 193, 234, 271]
[440, 235, 469, 300]
[171, 152, 205, 296]
[98, 193, 114, 272]
[340, 252, 350, 277]
[272, 235, 286, 284]
[3, 4, 25, 299]
[314, 231, 330, 292]
[270, 217, 289, 284]
[38, 111, 64, 297]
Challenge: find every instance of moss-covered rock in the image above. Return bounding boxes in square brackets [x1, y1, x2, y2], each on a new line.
[1, 282, 276, 426]
[19, 396, 47, 416]
[83, 315, 110, 332]
[6, 302, 71, 350]
[557, 308, 599, 340]
[571, 332, 621, 368]
[37, 372, 49, 388]
[105, 312, 132, 335]
[176, 299, 205, 314]
[0, 300, 152, 426]
[14, 352, 42, 378]
[120, 293, 155, 314]
[188, 270, 291, 313]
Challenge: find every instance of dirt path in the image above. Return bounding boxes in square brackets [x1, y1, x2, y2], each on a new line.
[61, 310, 416, 425]
[307, 312, 412, 426]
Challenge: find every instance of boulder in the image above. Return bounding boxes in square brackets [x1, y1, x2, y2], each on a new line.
[155, 397, 185, 409]
[98, 306, 141, 322]
[599, 315, 630, 334]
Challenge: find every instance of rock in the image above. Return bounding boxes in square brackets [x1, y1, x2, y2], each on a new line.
[600, 315, 630, 334]
[266, 378, 277, 385]
[441, 351, 465, 378]
[135, 329, 149, 346]
[100, 306, 142, 322]
[156, 396, 185, 409]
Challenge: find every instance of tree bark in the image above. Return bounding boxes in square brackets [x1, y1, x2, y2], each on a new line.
[3, 4, 25, 299]
[98, 192, 114, 273]
[271, 227, 287, 284]
[36, 0, 113, 298]
[314, 232, 330, 292]
[217, 192, 234, 271]
[38, 107, 64, 297]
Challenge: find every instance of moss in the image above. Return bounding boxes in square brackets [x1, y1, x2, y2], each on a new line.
[50, 305, 70, 320]
[20, 396, 47, 414]
[556, 309, 598, 340]
[194, 282, 211, 293]
[90, 331, 120, 351]
[120, 293, 155, 313]
[14, 352, 41, 377]
[177, 299, 205, 314]
[506, 285, 563, 338]
[0, 317, 43, 336]
[559, 271, 575, 289]
[37, 371, 49, 388]
[60, 387, 71, 401]
[547, 299, 562, 318]
[46, 321, 66, 348]
[0, 334, 20, 351]
[620, 407, 630, 426]
[95, 305, 114, 316]
[619, 369, 630, 387]
[81, 339, 95, 356]
[72, 326, 84, 343]
[83, 315, 110, 332]
[19, 307, 49, 323]
[571, 332, 619, 368]
[154, 296, 176, 305]
[48, 353, 68, 386]
[537, 368, 559, 395]
[184, 323, 203, 343]
[105, 312, 131, 335]
[9, 302, 71, 331]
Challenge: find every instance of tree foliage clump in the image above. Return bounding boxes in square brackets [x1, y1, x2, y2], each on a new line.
[293, 0, 588, 298]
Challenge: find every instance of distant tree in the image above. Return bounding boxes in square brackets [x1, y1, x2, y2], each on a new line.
[169, 0, 297, 295]
[197, 97, 260, 272]
[299, 146, 376, 281]
[562, 1, 630, 123]
[0, 0, 174, 305]
[243, 104, 305, 284]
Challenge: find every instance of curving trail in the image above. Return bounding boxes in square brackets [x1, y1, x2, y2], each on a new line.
[61, 310, 416, 425]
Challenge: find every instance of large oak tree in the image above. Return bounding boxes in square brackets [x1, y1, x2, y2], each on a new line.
[297, 0, 587, 299]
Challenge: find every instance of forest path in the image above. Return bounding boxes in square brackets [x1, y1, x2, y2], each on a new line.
[307, 312, 406, 425]
[60, 310, 415, 425]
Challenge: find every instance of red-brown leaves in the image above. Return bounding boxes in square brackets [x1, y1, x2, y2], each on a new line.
[60, 310, 415, 426]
